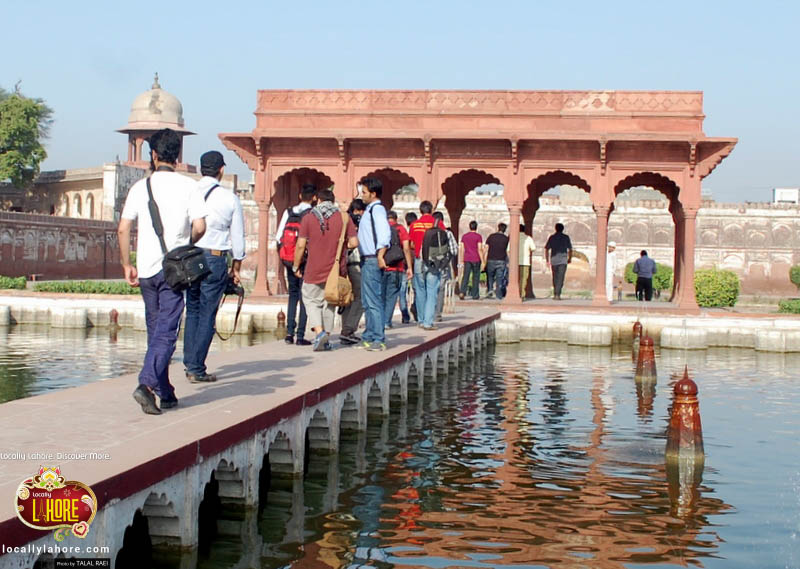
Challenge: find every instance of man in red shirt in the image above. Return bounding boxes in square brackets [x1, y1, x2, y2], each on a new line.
[408, 200, 446, 330]
[383, 210, 414, 328]
[293, 188, 358, 351]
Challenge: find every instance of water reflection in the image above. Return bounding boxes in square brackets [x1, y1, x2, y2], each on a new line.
[173, 341, 790, 568]
[0, 325, 281, 403]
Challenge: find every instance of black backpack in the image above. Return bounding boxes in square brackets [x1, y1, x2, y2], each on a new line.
[384, 225, 405, 267]
[422, 227, 451, 271]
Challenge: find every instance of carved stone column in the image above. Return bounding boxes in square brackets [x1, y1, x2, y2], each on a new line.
[677, 207, 699, 310]
[592, 205, 611, 306]
[504, 205, 522, 304]
[252, 165, 271, 297]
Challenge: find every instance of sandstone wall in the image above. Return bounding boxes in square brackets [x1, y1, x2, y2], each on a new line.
[0, 212, 130, 280]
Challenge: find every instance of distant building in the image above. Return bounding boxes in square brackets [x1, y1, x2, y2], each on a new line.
[772, 188, 800, 204]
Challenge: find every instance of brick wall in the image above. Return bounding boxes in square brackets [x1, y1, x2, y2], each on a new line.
[0, 212, 134, 280]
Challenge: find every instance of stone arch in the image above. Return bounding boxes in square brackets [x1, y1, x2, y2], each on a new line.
[423, 355, 434, 379]
[86, 193, 95, 220]
[306, 409, 331, 454]
[613, 172, 680, 203]
[367, 380, 384, 418]
[523, 170, 592, 230]
[626, 221, 650, 244]
[748, 229, 767, 247]
[62, 194, 70, 216]
[440, 168, 504, 239]
[73, 193, 82, 217]
[272, 167, 335, 218]
[115, 509, 155, 568]
[268, 431, 294, 477]
[360, 168, 416, 212]
[340, 392, 359, 433]
[723, 224, 744, 247]
[773, 223, 792, 245]
[213, 458, 244, 506]
[721, 254, 744, 271]
[436, 349, 447, 375]
[390, 370, 403, 408]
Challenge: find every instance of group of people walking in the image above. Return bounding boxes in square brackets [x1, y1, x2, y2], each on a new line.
[279, 181, 458, 353]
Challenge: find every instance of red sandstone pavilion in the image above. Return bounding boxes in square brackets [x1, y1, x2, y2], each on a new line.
[220, 90, 736, 310]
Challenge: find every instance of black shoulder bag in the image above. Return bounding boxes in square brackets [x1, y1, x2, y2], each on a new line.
[146, 177, 211, 291]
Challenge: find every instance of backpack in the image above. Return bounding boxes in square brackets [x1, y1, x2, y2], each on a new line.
[384, 224, 405, 267]
[279, 206, 310, 265]
[422, 227, 451, 272]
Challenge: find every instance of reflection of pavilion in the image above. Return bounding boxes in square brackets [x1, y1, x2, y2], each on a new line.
[221, 90, 735, 308]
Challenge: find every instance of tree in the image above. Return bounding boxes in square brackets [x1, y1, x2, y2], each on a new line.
[0, 84, 53, 188]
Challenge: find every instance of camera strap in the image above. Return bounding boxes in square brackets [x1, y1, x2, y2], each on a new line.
[215, 287, 244, 341]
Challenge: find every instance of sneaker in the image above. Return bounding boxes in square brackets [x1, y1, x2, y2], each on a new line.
[160, 397, 178, 409]
[312, 331, 330, 352]
[186, 372, 217, 383]
[354, 340, 372, 349]
[340, 334, 358, 345]
[296, 338, 312, 346]
[422, 325, 438, 331]
[132, 385, 161, 415]
[284, 335, 294, 345]
[459, 293, 465, 300]
[486, 292, 495, 299]
[367, 342, 387, 351]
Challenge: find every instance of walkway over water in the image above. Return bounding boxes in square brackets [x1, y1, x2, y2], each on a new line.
[0, 308, 498, 560]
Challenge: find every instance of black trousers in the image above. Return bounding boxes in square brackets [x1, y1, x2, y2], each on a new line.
[552, 263, 567, 298]
[636, 277, 653, 301]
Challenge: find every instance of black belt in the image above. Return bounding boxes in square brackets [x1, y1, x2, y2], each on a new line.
[362, 254, 377, 258]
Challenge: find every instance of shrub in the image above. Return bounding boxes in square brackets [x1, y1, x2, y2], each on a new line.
[0, 276, 27, 289]
[778, 299, 800, 314]
[624, 262, 674, 291]
[33, 281, 141, 295]
[694, 268, 740, 308]
[790, 265, 800, 292]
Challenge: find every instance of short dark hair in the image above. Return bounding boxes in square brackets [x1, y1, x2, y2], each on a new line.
[519, 223, 526, 233]
[469, 220, 478, 231]
[348, 198, 365, 214]
[387, 210, 398, 221]
[497, 223, 507, 233]
[555, 223, 564, 233]
[405, 212, 418, 225]
[200, 165, 222, 177]
[300, 184, 317, 202]
[641, 250, 648, 257]
[419, 200, 433, 214]
[361, 177, 383, 198]
[148, 128, 181, 165]
[433, 211, 444, 222]
[317, 188, 335, 203]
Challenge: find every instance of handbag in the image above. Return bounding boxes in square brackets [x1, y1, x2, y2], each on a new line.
[323, 211, 354, 307]
[146, 177, 211, 292]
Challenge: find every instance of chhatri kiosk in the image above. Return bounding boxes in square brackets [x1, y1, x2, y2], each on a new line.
[220, 90, 735, 309]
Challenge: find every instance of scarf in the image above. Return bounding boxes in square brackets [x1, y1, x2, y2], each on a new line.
[312, 201, 339, 232]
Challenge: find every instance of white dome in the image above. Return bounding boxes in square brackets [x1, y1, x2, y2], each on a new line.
[120, 74, 192, 133]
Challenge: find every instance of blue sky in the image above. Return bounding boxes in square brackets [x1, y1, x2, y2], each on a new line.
[5, 0, 798, 202]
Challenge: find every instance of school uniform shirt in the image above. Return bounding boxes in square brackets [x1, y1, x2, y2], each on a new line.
[194, 176, 246, 261]
[120, 171, 207, 279]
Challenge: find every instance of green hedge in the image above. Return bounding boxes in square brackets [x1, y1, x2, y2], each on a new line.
[790, 265, 800, 291]
[624, 262, 674, 291]
[778, 299, 800, 314]
[0, 276, 27, 290]
[694, 268, 740, 308]
[33, 281, 141, 295]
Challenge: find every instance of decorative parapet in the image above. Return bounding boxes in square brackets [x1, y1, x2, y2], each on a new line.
[256, 90, 704, 116]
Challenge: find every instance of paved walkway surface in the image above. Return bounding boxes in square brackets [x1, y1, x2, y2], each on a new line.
[0, 307, 498, 547]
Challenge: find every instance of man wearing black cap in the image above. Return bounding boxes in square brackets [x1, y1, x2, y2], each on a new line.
[183, 150, 246, 383]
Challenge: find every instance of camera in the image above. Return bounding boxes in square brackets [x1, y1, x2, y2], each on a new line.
[225, 280, 245, 297]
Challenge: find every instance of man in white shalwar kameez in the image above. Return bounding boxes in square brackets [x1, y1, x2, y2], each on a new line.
[606, 241, 617, 302]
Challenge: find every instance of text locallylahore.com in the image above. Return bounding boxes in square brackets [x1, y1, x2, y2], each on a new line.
[0, 452, 111, 461]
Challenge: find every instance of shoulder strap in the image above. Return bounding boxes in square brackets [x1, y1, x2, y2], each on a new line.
[369, 203, 378, 249]
[204, 183, 220, 201]
[146, 177, 169, 254]
[335, 210, 348, 262]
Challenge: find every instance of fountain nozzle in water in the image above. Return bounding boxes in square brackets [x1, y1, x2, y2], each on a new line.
[634, 335, 657, 382]
[666, 366, 705, 517]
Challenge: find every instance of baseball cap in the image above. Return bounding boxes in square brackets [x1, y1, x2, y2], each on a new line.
[200, 151, 225, 171]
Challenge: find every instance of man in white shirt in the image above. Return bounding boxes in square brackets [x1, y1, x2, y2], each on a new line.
[275, 184, 317, 345]
[117, 129, 207, 415]
[519, 223, 535, 299]
[183, 151, 246, 383]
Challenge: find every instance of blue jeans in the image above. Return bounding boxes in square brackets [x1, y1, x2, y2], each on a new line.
[382, 270, 403, 326]
[285, 264, 307, 339]
[183, 252, 229, 376]
[139, 270, 184, 400]
[413, 258, 441, 327]
[360, 257, 385, 344]
[398, 271, 410, 321]
[486, 259, 506, 299]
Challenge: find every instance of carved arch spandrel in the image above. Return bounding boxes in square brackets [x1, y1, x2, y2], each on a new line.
[219, 134, 259, 171]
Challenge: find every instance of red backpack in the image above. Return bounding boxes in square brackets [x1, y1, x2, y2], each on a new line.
[279, 206, 311, 265]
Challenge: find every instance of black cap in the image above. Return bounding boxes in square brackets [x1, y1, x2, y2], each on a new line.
[200, 151, 225, 171]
